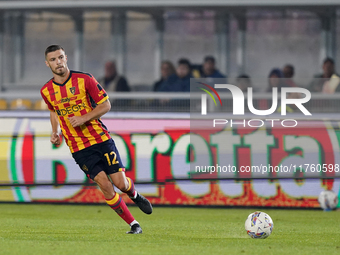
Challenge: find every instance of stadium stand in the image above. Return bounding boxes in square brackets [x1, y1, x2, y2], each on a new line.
[34, 99, 49, 111]
[0, 99, 7, 110]
[10, 99, 32, 110]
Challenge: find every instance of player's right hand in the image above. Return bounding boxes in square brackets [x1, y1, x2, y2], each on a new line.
[50, 132, 61, 145]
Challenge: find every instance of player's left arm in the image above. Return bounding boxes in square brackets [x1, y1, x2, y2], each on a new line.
[68, 99, 111, 127]
[68, 74, 111, 128]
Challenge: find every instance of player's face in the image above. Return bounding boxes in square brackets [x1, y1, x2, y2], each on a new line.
[45, 49, 68, 76]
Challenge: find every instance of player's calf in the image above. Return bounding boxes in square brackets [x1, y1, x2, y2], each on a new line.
[94, 172, 142, 233]
[124, 177, 137, 198]
[105, 193, 135, 223]
[111, 173, 153, 215]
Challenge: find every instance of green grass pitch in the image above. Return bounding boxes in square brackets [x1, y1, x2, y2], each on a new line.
[0, 204, 339, 255]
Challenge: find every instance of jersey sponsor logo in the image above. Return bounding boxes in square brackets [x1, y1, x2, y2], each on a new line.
[55, 103, 86, 116]
[54, 96, 77, 105]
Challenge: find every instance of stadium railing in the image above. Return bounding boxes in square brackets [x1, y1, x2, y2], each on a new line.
[0, 91, 340, 112]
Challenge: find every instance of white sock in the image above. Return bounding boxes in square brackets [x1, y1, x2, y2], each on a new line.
[130, 220, 139, 226]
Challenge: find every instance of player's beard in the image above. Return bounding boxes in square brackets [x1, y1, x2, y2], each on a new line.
[51, 65, 67, 76]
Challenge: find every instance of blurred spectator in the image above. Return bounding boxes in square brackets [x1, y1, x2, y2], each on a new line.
[159, 58, 192, 92]
[153, 61, 176, 91]
[192, 56, 226, 79]
[309, 58, 340, 93]
[283, 64, 297, 87]
[201, 56, 226, 78]
[236, 74, 252, 93]
[98, 61, 130, 92]
[321, 58, 335, 79]
[267, 68, 285, 92]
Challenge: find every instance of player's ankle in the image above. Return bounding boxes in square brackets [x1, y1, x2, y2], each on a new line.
[129, 220, 139, 226]
[129, 190, 137, 199]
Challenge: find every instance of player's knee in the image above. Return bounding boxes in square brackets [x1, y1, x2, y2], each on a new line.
[101, 181, 114, 194]
[116, 180, 129, 192]
[94, 176, 113, 194]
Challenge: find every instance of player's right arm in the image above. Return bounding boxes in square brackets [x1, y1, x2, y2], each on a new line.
[50, 111, 60, 145]
[41, 85, 60, 145]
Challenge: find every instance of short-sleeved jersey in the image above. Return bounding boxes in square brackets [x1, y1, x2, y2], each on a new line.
[40, 70, 111, 153]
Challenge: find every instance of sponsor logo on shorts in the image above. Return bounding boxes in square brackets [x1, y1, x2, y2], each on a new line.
[82, 164, 88, 172]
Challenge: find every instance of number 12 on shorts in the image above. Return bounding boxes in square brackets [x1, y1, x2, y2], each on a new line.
[104, 151, 119, 166]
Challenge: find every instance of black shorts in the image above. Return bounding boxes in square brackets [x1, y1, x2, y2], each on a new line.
[72, 139, 125, 180]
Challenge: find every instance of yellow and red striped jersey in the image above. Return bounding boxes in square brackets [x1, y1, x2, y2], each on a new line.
[40, 70, 111, 153]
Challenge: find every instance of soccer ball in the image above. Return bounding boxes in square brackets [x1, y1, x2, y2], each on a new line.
[245, 211, 274, 239]
[318, 190, 338, 211]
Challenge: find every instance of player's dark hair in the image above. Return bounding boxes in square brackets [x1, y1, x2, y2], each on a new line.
[45, 45, 65, 57]
[178, 58, 191, 70]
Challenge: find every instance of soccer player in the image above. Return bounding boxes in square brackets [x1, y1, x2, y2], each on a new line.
[40, 45, 152, 234]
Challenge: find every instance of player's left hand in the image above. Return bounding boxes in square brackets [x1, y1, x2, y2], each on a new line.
[68, 116, 87, 127]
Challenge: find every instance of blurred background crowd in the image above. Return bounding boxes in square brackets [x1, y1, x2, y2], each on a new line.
[99, 55, 339, 93]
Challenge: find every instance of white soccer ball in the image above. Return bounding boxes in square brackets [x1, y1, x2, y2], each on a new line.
[245, 211, 274, 239]
[318, 190, 338, 211]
